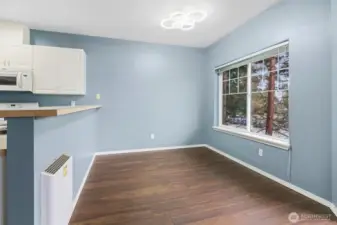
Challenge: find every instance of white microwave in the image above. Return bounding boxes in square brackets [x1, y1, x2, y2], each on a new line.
[0, 71, 33, 92]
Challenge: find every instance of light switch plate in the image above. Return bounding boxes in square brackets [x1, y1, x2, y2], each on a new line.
[96, 94, 101, 100]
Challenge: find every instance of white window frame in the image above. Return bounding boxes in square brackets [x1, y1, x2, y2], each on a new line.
[214, 42, 290, 150]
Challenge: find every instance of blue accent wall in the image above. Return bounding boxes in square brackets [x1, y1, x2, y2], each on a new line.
[0, 31, 206, 151]
[31, 32, 206, 150]
[204, 0, 332, 200]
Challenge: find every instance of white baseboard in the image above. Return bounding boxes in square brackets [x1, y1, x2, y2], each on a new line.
[204, 144, 337, 215]
[94, 144, 206, 156]
[71, 154, 96, 214]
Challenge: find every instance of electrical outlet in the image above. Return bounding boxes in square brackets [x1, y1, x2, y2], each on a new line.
[150, 133, 155, 140]
[96, 94, 101, 100]
[258, 148, 263, 157]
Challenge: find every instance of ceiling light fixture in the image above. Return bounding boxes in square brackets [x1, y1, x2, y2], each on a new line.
[161, 10, 207, 31]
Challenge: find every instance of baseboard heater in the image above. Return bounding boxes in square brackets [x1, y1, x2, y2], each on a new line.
[41, 154, 73, 225]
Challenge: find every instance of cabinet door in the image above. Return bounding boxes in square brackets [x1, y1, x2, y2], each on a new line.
[57, 48, 85, 94]
[33, 46, 86, 95]
[6, 45, 33, 70]
[33, 46, 60, 94]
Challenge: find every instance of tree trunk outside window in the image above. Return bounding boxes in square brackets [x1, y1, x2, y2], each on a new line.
[266, 57, 276, 135]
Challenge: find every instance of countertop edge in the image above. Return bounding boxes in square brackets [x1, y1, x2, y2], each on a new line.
[0, 105, 102, 118]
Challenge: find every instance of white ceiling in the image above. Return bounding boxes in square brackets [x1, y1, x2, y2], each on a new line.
[0, 0, 281, 48]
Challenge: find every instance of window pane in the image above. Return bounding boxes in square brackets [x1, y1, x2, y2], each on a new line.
[251, 91, 289, 140]
[230, 68, 238, 79]
[264, 56, 278, 72]
[274, 91, 289, 139]
[239, 65, 248, 77]
[279, 45, 288, 53]
[218, 42, 289, 141]
[239, 77, 247, 93]
[251, 60, 266, 76]
[223, 70, 229, 81]
[251, 71, 277, 92]
[252, 75, 268, 92]
[230, 79, 238, 94]
[279, 52, 289, 69]
[223, 94, 247, 129]
[251, 92, 267, 135]
[223, 80, 229, 94]
[279, 69, 289, 90]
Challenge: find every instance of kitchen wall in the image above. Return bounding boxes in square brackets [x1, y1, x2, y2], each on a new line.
[331, 0, 337, 206]
[33, 110, 98, 225]
[0, 32, 206, 151]
[203, 0, 332, 201]
[6, 110, 98, 225]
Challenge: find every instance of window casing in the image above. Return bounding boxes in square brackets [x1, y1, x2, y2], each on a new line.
[216, 42, 289, 149]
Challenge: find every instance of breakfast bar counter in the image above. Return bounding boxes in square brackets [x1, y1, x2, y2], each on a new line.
[3, 104, 101, 225]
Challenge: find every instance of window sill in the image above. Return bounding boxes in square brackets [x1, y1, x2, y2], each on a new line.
[212, 126, 290, 151]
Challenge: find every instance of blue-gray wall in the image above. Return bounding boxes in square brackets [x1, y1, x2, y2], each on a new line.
[204, 0, 332, 201]
[30, 32, 206, 150]
[331, 0, 337, 206]
[6, 118, 35, 225]
[34, 110, 98, 225]
[0, 32, 205, 151]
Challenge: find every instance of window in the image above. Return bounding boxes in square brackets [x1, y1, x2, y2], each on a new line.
[216, 42, 289, 149]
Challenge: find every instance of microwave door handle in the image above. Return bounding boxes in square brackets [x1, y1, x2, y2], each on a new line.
[17, 73, 23, 88]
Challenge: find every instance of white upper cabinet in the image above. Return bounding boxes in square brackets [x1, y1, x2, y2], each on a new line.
[0, 21, 30, 45]
[32, 45, 86, 95]
[0, 45, 33, 70]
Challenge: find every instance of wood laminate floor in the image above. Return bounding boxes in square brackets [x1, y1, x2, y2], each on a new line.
[70, 147, 337, 225]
